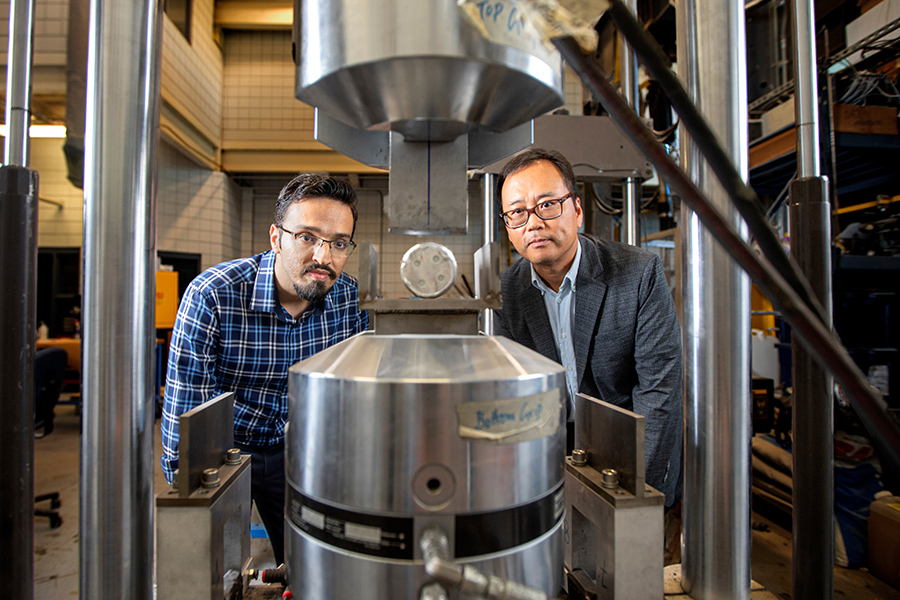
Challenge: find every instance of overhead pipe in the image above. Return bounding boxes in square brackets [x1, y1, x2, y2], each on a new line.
[0, 0, 39, 598]
[79, 0, 162, 597]
[675, 0, 752, 595]
[790, 0, 834, 596]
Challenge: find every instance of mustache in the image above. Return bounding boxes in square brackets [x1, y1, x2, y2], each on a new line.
[301, 262, 337, 279]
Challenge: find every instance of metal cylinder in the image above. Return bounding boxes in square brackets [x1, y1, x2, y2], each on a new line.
[295, 0, 563, 141]
[790, 177, 833, 600]
[0, 165, 39, 600]
[483, 173, 497, 334]
[79, 0, 162, 596]
[792, 0, 820, 179]
[678, 0, 752, 596]
[4, 0, 36, 167]
[620, 0, 641, 246]
[286, 334, 566, 599]
[623, 178, 641, 245]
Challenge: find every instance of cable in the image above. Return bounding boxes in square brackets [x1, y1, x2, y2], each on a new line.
[605, 0, 827, 325]
[766, 170, 797, 223]
[553, 33, 900, 486]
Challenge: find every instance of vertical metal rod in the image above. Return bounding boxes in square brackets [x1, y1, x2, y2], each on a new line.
[620, 0, 641, 245]
[789, 178, 833, 600]
[624, 178, 641, 245]
[2, 0, 38, 596]
[0, 166, 39, 600]
[792, 0, 820, 179]
[678, 0, 752, 595]
[79, 0, 162, 596]
[4, 0, 36, 167]
[482, 173, 496, 334]
[790, 0, 833, 595]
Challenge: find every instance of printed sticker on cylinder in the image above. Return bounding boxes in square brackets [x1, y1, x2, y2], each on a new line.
[456, 390, 562, 444]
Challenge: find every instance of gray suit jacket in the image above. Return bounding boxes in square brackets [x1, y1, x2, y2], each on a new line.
[495, 234, 683, 507]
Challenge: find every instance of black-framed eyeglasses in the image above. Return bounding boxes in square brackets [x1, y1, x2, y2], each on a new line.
[499, 193, 575, 229]
[278, 226, 357, 257]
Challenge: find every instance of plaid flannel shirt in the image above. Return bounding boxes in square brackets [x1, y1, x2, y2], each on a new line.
[160, 250, 368, 482]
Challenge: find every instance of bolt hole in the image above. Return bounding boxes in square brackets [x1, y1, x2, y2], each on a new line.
[426, 478, 442, 494]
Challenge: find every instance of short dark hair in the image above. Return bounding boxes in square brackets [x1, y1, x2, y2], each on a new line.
[274, 173, 359, 237]
[496, 148, 578, 206]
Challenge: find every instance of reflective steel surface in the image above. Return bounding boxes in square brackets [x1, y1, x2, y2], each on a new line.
[4, 0, 35, 167]
[287, 334, 566, 598]
[79, 0, 162, 596]
[295, 0, 563, 141]
[678, 0, 752, 596]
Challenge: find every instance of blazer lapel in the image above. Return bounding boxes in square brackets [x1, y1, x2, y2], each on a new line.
[574, 239, 607, 390]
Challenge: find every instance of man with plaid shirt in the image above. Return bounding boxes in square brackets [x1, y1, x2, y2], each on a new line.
[161, 173, 369, 565]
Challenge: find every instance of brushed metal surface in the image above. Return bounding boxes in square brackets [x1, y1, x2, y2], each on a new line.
[4, 0, 35, 167]
[677, 0, 752, 596]
[295, 0, 563, 140]
[400, 243, 458, 298]
[388, 133, 468, 234]
[179, 392, 236, 497]
[286, 334, 566, 598]
[79, 0, 162, 595]
[574, 393, 645, 498]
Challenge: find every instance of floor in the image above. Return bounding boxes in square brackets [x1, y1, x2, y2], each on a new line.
[32, 402, 900, 599]
[33, 401, 277, 598]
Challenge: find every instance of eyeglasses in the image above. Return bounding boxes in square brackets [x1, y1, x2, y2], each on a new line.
[499, 193, 575, 229]
[278, 226, 357, 257]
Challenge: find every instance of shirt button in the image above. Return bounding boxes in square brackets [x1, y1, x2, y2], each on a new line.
[567, 366, 573, 371]
[562, 333, 567, 339]
[557, 298, 562, 304]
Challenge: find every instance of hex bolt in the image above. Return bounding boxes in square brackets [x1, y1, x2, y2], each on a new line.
[600, 468, 619, 489]
[225, 448, 242, 466]
[201, 468, 221, 488]
[571, 449, 587, 467]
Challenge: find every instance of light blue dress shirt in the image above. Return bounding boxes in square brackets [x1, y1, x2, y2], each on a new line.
[530, 240, 582, 419]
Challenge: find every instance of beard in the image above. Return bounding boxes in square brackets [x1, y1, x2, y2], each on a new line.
[293, 263, 337, 303]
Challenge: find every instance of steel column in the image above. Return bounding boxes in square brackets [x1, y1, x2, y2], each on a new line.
[790, 0, 833, 592]
[789, 177, 833, 600]
[4, 0, 35, 167]
[482, 173, 496, 334]
[79, 0, 162, 597]
[0, 166, 39, 600]
[1, 0, 38, 596]
[620, 0, 641, 246]
[678, 0, 752, 596]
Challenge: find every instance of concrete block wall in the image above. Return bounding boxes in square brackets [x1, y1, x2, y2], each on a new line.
[157, 141, 243, 271]
[161, 0, 223, 146]
[0, 0, 69, 69]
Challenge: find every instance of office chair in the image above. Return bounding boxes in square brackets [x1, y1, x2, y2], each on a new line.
[34, 347, 67, 528]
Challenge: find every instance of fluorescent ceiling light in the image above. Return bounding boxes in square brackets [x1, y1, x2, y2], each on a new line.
[0, 124, 67, 138]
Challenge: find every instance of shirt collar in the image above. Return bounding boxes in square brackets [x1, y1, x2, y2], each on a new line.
[250, 250, 335, 319]
[531, 238, 582, 295]
[250, 250, 279, 313]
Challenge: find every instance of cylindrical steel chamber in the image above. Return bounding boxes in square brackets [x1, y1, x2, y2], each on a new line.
[286, 334, 566, 598]
[294, 0, 564, 141]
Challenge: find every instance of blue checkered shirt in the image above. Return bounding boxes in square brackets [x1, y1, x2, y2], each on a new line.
[160, 250, 368, 482]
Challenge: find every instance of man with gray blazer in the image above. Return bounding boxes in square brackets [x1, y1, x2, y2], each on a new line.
[494, 148, 683, 509]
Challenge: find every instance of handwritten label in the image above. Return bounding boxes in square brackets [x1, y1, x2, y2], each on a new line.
[459, 0, 549, 59]
[457, 390, 562, 444]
